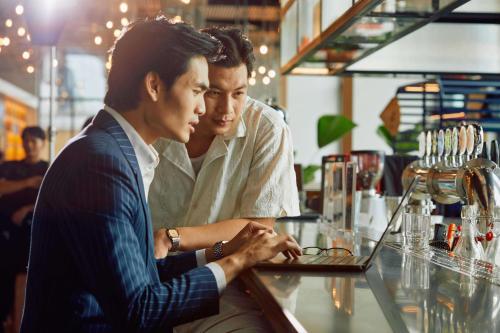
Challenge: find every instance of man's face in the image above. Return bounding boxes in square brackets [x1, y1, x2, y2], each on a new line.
[196, 63, 248, 137]
[146, 56, 209, 143]
[22, 134, 45, 160]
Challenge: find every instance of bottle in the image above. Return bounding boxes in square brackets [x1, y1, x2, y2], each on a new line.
[454, 205, 484, 261]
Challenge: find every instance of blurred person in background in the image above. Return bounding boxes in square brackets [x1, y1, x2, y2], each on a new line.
[0, 126, 48, 331]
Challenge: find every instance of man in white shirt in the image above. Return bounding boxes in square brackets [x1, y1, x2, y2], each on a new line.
[148, 27, 300, 332]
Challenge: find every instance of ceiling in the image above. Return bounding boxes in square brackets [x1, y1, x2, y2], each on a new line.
[0, 0, 280, 95]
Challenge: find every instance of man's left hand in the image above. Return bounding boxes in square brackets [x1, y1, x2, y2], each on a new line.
[153, 228, 172, 259]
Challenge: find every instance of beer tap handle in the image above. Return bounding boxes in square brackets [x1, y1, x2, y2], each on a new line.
[491, 140, 499, 165]
[480, 142, 490, 160]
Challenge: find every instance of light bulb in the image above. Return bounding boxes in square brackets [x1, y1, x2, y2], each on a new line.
[22, 51, 30, 59]
[249, 77, 256, 86]
[94, 36, 102, 45]
[268, 69, 276, 78]
[114, 29, 121, 38]
[17, 27, 26, 37]
[26, 65, 34, 74]
[121, 17, 129, 26]
[258, 66, 266, 74]
[262, 76, 270, 85]
[106, 21, 113, 29]
[119, 2, 128, 13]
[251, 71, 256, 78]
[5, 19, 13, 28]
[15, 5, 24, 15]
[259, 44, 268, 55]
[3, 37, 10, 46]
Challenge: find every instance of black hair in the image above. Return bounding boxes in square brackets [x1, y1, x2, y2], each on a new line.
[22, 126, 46, 141]
[201, 27, 255, 78]
[104, 16, 222, 111]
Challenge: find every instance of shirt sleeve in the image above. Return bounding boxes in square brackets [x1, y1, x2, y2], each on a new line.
[239, 119, 301, 218]
[196, 249, 227, 294]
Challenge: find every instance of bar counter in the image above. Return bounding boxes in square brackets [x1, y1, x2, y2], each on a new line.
[240, 219, 500, 333]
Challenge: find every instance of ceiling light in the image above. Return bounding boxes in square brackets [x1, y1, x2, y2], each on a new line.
[22, 51, 30, 59]
[268, 69, 276, 78]
[17, 27, 26, 37]
[106, 21, 113, 29]
[15, 5, 24, 15]
[113, 29, 121, 38]
[121, 17, 129, 26]
[258, 66, 266, 74]
[26, 65, 34, 74]
[262, 76, 271, 85]
[249, 77, 256, 86]
[259, 45, 268, 55]
[5, 19, 13, 28]
[94, 36, 102, 45]
[119, 2, 128, 13]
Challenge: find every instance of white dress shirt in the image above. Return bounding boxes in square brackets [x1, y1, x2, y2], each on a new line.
[104, 105, 226, 293]
[149, 97, 300, 230]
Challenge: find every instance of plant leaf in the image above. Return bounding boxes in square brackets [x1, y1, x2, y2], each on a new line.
[376, 125, 394, 146]
[303, 165, 320, 184]
[317, 115, 357, 148]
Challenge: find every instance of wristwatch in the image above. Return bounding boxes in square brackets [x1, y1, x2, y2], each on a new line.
[166, 228, 181, 252]
[212, 241, 224, 260]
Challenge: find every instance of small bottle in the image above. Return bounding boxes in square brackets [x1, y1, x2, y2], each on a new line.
[454, 205, 484, 260]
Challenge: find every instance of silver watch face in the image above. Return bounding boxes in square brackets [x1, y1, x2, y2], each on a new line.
[452, 127, 459, 156]
[437, 129, 444, 157]
[444, 128, 452, 157]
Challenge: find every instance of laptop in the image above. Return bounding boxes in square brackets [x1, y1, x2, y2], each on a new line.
[255, 176, 419, 272]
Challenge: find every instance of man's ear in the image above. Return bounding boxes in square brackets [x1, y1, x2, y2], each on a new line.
[144, 71, 161, 102]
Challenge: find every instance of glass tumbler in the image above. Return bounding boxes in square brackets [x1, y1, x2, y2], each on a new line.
[402, 212, 431, 251]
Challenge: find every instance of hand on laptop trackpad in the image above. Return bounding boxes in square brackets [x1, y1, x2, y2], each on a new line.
[264, 252, 299, 264]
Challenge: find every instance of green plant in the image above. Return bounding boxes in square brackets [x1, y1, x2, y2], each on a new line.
[303, 115, 357, 184]
[376, 124, 421, 154]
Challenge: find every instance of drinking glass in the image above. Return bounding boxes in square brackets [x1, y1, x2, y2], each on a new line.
[402, 212, 431, 251]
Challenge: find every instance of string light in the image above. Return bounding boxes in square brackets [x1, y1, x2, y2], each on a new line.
[249, 77, 256, 86]
[15, 5, 24, 15]
[121, 17, 129, 26]
[2, 37, 10, 46]
[22, 51, 30, 59]
[119, 2, 128, 13]
[259, 45, 268, 55]
[5, 19, 13, 28]
[26, 65, 34, 74]
[94, 36, 102, 45]
[258, 66, 266, 74]
[268, 69, 276, 78]
[17, 27, 26, 37]
[113, 29, 121, 38]
[106, 21, 114, 29]
[262, 76, 270, 85]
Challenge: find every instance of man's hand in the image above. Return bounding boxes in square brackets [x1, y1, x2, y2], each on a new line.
[153, 228, 172, 259]
[222, 221, 272, 256]
[11, 205, 34, 226]
[24, 176, 43, 189]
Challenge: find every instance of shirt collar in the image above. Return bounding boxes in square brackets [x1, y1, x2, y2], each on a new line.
[103, 105, 159, 177]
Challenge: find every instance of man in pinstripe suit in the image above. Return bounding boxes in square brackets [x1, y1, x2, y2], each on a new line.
[21, 17, 301, 333]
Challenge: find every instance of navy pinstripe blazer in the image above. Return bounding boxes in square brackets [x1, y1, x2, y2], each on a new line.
[21, 110, 219, 333]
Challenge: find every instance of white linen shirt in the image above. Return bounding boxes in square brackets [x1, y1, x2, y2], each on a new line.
[149, 97, 300, 230]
